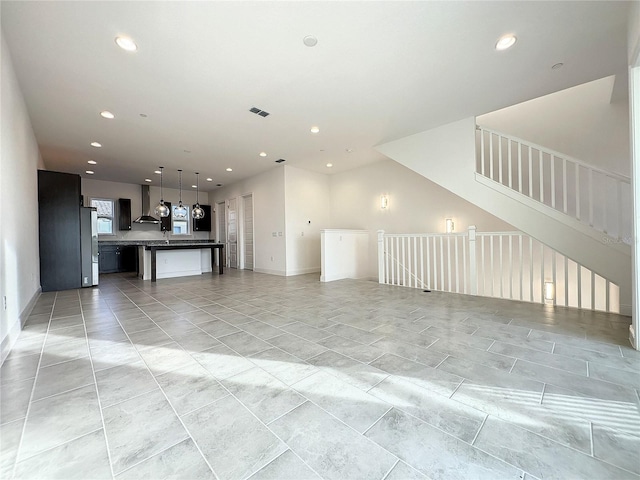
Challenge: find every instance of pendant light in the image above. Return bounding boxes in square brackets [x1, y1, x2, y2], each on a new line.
[192, 172, 205, 220]
[174, 169, 188, 218]
[154, 166, 170, 218]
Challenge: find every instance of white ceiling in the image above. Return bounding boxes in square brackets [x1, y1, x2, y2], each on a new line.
[1, 1, 631, 191]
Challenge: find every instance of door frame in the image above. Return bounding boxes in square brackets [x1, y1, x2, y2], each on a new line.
[227, 197, 238, 269]
[215, 201, 227, 267]
[238, 193, 255, 271]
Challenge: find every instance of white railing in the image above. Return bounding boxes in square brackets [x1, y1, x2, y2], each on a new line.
[476, 126, 632, 244]
[378, 228, 620, 313]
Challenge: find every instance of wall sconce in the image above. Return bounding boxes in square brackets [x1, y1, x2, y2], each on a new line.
[445, 218, 454, 233]
[380, 195, 389, 209]
[544, 281, 555, 301]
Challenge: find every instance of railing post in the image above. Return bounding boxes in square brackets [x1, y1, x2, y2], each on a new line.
[468, 226, 477, 295]
[377, 230, 385, 284]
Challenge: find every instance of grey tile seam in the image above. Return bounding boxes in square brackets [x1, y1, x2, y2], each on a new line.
[78, 290, 117, 480]
[110, 436, 197, 479]
[539, 383, 546, 405]
[448, 378, 465, 399]
[11, 291, 56, 478]
[470, 413, 488, 446]
[361, 406, 395, 437]
[380, 458, 401, 480]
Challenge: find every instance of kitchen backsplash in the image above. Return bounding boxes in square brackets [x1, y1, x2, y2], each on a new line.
[99, 223, 212, 242]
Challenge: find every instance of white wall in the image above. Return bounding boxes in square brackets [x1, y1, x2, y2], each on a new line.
[330, 158, 514, 278]
[82, 178, 211, 241]
[213, 158, 513, 280]
[284, 165, 330, 275]
[210, 166, 286, 275]
[478, 76, 630, 176]
[1, 32, 44, 361]
[321, 230, 370, 282]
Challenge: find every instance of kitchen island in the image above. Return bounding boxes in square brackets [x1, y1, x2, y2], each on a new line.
[98, 240, 224, 282]
[144, 242, 224, 282]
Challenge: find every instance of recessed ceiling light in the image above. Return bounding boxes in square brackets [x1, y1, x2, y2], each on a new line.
[90, 142, 102, 148]
[154, 170, 161, 174]
[303, 35, 318, 47]
[192, 185, 197, 188]
[140, 113, 148, 118]
[345, 148, 354, 153]
[310, 126, 320, 134]
[85, 170, 94, 175]
[145, 178, 152, 182]
[100, 111, 115, 119]
[259, 152, 267, 157]
[87, 160, 97, 165]
[495, 34, 517, 51]
[326, 163, 333, 168]
[206, 177, 213, 182]
[552, 62, 564, 70]
[115, 36, 137, 52]
[226, 168, 233, 172]
[216, 184, 222, 187]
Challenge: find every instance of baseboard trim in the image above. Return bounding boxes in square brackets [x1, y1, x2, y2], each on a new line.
[1, 287, 41, 365]
[286, 267, 320, 276]
[254, 268, 287, 276]
[320, 273, 370, 283]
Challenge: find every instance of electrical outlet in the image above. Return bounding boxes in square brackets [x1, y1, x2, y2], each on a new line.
[3, 296, 7, 310]
[270, 256, 274, 261]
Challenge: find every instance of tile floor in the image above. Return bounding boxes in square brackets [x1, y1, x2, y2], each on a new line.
[1, 270, 639, 480]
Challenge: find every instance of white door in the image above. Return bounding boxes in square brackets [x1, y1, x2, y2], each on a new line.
[242, 194, 254, 271]
[227, 197, 238, 269]
[216, 202, 226, 266]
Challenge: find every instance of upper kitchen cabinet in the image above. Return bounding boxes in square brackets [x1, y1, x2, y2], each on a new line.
[38, 170, 82, 292]
[192, 204, 212, 232]
[118, 198, 132, 230]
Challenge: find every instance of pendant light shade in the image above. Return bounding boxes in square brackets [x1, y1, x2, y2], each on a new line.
[192, 172, 205, 220]
[174, 169, 188, 219]
[155, 167, 170, 218]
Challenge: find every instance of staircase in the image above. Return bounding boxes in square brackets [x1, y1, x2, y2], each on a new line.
[376, 117, 632, 315]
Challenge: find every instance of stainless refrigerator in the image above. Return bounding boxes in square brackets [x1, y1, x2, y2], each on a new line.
[80, 207, 99, 287]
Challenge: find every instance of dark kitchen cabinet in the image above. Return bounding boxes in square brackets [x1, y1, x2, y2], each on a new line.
[99, 245, 137, 273]
[98, 245, 119, 273]
[118, 198, 132, 231]
[192, 204, 212, 232]
[38, 170, 82, 292]
[160, 202, 172, 232]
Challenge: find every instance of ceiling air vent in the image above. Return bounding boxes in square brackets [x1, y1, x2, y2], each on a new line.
[275, 159, 286, 163]
[249, 106, 270, 117]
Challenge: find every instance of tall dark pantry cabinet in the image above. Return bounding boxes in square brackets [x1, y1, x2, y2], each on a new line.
[38, 170, 82, 292]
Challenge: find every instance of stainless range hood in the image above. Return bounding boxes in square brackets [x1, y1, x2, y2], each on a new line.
[133, 185, 160, 224]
